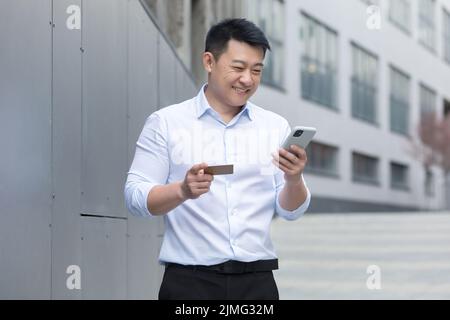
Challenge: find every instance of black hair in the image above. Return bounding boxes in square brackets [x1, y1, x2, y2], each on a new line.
[205, 18, 271, 61]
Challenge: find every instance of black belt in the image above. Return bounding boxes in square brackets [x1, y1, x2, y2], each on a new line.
[166, 259, 278, 274]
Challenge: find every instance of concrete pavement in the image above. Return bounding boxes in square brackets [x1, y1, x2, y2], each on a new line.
[271, 211, 450, 299]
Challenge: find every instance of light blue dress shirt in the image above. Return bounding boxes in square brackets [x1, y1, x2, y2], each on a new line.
[124, 84, 311, 266]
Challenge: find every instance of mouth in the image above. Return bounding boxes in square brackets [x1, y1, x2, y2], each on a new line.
[232, 86, 251, 95]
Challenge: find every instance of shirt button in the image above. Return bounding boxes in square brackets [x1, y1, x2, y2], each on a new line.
[231, 209, 237, 216]
[232, 240, 237, 246]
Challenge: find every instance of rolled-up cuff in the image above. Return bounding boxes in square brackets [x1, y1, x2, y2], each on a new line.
[126, 182, 159, 217]
[275, 187, 311, 221]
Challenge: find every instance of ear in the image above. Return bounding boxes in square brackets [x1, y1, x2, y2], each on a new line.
[202, 52, 215, 73]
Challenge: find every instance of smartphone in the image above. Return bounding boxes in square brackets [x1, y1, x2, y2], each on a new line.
[281, 126, 316, 150]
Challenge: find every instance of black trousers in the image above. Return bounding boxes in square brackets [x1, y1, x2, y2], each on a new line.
[158, 264, 279, 300]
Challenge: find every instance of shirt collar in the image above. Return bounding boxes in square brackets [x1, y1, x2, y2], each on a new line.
[195, 84, 253, 121]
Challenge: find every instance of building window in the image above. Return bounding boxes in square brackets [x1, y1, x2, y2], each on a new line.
[443, 9, 450, 63]
[389, 0, 411, 33]
[351, 43, 378, 125]
[390, 162, 410, 191]
[361, 0, 379, 6]
[444, 99, 450, 117]
[418, 0, 436, 51]
[304, 142, 339, 177]
[300, 12, 338, 110]
[352, 152, 380, 185]
[425, 167, 435, 196]
[419, 83, 436, 115]
[247, 0, 285, 89]
[390, 66, 410, 136]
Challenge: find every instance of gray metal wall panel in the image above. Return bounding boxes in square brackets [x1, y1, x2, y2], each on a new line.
[158, 34, 177, 108]
[127, 216, 163, 299]
[175, 63, 186, 102]
[176, 63, 198, 102]
[80, 216, 127, 299]
[51, 0, 83, 299]
[186, 77, 198, 96]
[0, 0, 52, 298]
[81, 0, 128, 218]
[0, 0, 196, 299]
[127, 0, 158, 160]
[126, 0, 163, 299]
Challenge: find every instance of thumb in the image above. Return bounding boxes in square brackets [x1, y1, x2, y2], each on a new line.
[189, 162, 208, 174]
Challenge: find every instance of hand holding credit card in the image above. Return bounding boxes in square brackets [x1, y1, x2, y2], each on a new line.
[203, 164, 234, 175]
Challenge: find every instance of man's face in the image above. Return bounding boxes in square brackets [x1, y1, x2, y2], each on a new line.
[205, 39, 265, 108]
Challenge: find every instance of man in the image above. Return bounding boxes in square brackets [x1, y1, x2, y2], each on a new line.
[124, 18, 311, 300]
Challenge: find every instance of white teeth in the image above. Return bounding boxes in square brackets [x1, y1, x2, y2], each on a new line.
[233, 87, 247, 93]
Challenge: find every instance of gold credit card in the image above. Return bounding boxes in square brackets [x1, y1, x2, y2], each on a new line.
[204, 164, 234, 175]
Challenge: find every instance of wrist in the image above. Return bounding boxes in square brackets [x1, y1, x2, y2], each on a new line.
[177, 181, 188, 201]
[284, 174, 303, 186]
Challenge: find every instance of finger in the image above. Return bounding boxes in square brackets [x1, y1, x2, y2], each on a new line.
[274, 159, 294, 174]
[289, 144, 304, 154]
[276, 152, 296, 168]
[289, 145, 307, 160]
[194, 188, 210, 195]
[272, 158, 287, 170]
[279, 153, 295, 166]
[272, 158, 296, 173]
[279, 162, 293, 173]
[279, 148, 299, 163]
[189, 162, 209, 174]
[192, 173, 214, 182]
[272, 158, 281, 169]
[271, 151, 280, 162]
[271, 151, 288, 165]
[191, 181, 211, 189]
[197, 174, 214, 182]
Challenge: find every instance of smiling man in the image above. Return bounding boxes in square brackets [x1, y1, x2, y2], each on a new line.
[124, 18, 311, 300]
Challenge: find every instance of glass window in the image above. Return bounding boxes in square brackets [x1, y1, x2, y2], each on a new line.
[300, 13, 338, 109]
[361, 0, 379, 6]
[247, 0, 285, 88]
[390, 162, 410, 190]
[389, 0, 411, 33]
[304, 142, 339, 177]
[443, 9, 450, 63]
[352, 152, 380, 185]
[444, 99, 450, 117]
[418, 0, 436, 51]
[425, 167, 435, 196]
[419, 83, 436, 115]
[390, 66, 410, 135]
[351, 43, 379, 125]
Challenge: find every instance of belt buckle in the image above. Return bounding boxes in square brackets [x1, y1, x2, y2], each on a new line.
[221, 260, 246, 274]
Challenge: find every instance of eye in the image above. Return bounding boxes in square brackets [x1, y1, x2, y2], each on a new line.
[233, 66, 244, 71]
[252, 69, 262, 74]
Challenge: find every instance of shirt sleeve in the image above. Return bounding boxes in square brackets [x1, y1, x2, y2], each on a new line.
[124, 113, 169, 217]
[274, 120, 311, 221]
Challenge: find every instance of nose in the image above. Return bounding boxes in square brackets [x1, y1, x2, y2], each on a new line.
[239, 69, 254, 87]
